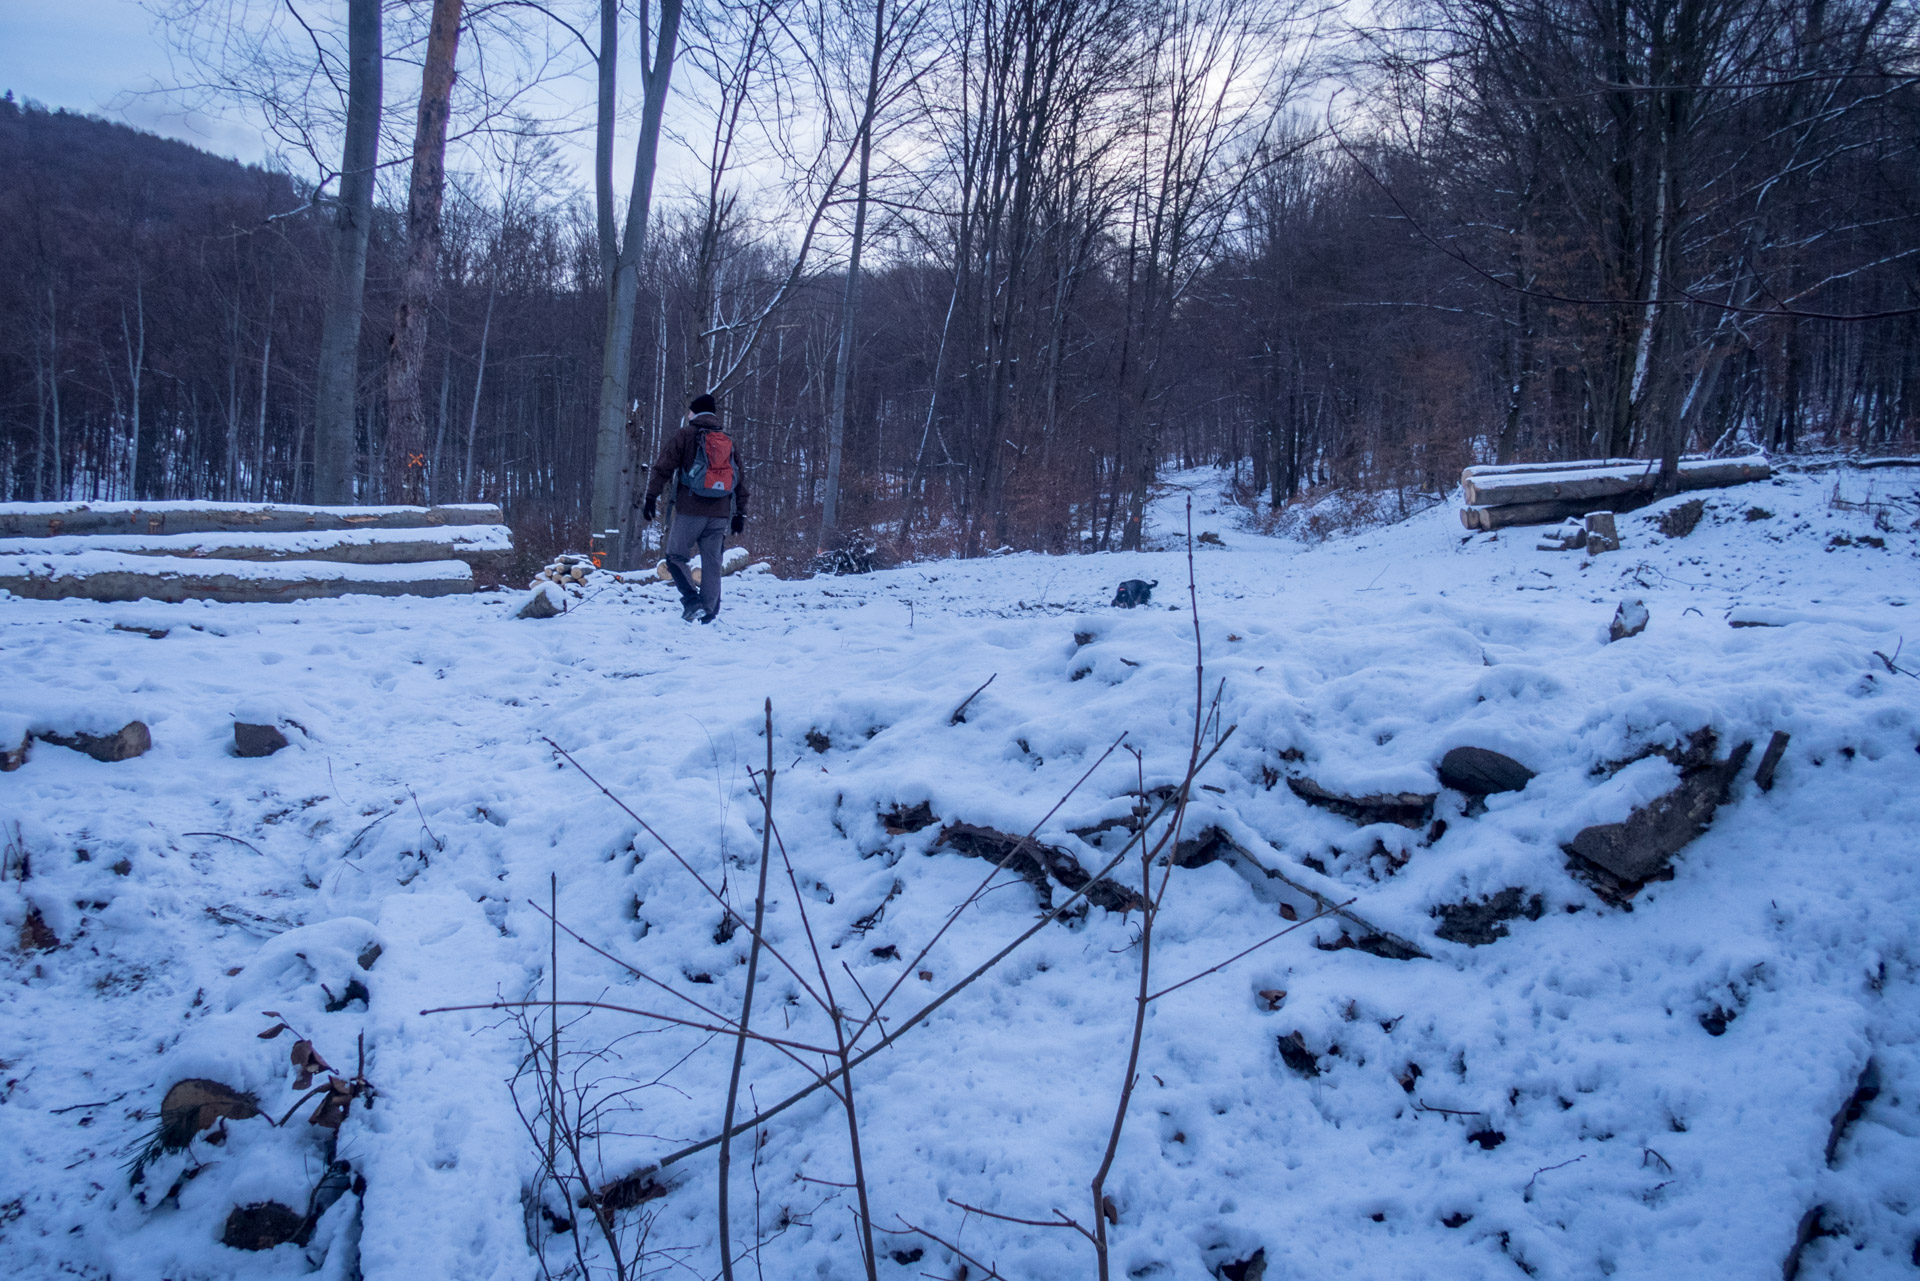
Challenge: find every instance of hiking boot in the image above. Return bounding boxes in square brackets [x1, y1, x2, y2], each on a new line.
[681, 599, 702, 622]
[698, 611, 718, 625]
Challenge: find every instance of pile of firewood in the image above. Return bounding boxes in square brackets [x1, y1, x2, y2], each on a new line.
[528, 553, 597, 595]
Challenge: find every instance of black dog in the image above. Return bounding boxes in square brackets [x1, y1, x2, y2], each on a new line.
[1111, 579, 1158, 608]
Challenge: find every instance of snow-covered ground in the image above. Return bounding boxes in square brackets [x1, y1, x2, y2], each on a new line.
[3, 466, 1917, 1280]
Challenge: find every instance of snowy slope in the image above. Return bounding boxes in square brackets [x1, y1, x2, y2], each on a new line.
[2, 466, 1917, 1280]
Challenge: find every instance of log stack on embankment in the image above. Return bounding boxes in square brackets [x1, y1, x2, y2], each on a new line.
[1458, 456, 1771, 531]
[0, 501, 512, 603]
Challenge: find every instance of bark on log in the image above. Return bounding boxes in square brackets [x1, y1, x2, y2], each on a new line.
[1462, 457, 1768, 508]
[1461, 457, 1770, 530]
[0, 502, 501, 539]
[0, 562, 474, 604]
[41, 721, 151, 762]
[1565, 740, 1753, 883]
[1461, 500, 1581, 531]
[1462, 457, 1644, 482]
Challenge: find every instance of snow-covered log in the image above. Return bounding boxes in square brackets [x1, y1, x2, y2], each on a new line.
[1459, 456, 1770, 530]
[0, 500, 502, 539]
[0, 551, 474, 603]
[0, 524, 510, 572]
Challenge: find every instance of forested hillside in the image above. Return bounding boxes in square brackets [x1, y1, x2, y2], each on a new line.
[1, 0, 1915, 570]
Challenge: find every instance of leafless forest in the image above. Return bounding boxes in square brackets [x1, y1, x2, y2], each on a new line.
[2, 0, 1916, 570]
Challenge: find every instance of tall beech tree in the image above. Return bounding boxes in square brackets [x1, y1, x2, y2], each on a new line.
[384, 0, 465, 504]
[590, 0, 684, 568]
[312, 0, 382, 503]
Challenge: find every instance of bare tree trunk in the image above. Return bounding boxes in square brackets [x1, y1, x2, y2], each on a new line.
[464, 276, 496, 501]
[121, 282, 144, 501]
[1497, 289, 1532, 465]
[47, 284, 63, 500]
[254, 287, 273, 503]
[313, 0, 383, 505]
[590, 0, 683, 569]
[384, 0, 463, 505]
[431, 347, 450, 503]
[226, 300, 243, 497]
[820, 0, 889, 549]
[898, 268, 960, 549]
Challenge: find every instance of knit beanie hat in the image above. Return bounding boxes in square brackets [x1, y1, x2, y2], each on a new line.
[689, 393, 717, 416]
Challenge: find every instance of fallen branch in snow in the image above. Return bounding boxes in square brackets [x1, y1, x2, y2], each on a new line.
[183, 831, 266, 857]
[948, 673, 997, 725]
[1206, 834, 1430, 960]
[1872, 640, 1920, 680]
[844, 734, 1130, 1049]
[1522, 1154, 1589, 1202]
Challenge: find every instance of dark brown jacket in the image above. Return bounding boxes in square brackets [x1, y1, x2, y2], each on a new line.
[645, 412, 749, 520]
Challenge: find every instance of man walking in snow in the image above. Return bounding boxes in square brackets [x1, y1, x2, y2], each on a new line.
[643, 393, 749, 623]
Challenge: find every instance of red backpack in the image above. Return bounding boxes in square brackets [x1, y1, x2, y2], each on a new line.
[679, 429, 736, 499]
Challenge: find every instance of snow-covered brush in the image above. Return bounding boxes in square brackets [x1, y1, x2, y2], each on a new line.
[255, 1021, 376, 1130]
[417, 505, 1360, 1281]
[424, 703, 1135, 1278]
[893, 497, 1345, 1281]
[121, 1020, 375, 1196]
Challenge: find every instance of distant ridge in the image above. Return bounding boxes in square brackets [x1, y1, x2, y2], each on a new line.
[0, 93, 297, 230]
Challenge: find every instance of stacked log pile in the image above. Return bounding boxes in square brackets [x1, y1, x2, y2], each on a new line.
[0, 501, 511, 603]
[1459, 456, 1771, 531]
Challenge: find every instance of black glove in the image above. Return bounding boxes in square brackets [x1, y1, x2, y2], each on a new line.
[730, 513, 744, 535]
[642, 496, 657, 522]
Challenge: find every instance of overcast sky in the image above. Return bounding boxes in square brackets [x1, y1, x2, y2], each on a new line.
[0, 0, 278, 163]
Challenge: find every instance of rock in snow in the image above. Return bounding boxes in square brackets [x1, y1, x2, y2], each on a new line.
[1435, 746, 1536, 795]
[1609, 596, 1650, 642]
[232, 721, 290, 757]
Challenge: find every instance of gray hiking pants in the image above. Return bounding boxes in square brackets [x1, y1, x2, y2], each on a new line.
[665, 512, 729, 617]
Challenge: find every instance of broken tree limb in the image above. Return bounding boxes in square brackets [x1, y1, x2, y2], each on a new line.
[1755, 731, 1791, 792]
[933, 822, 1144, 912]
[1214, 833, 1431, 960]
[949, 673, 996, 725]
[1285, 776, 1434, 828]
